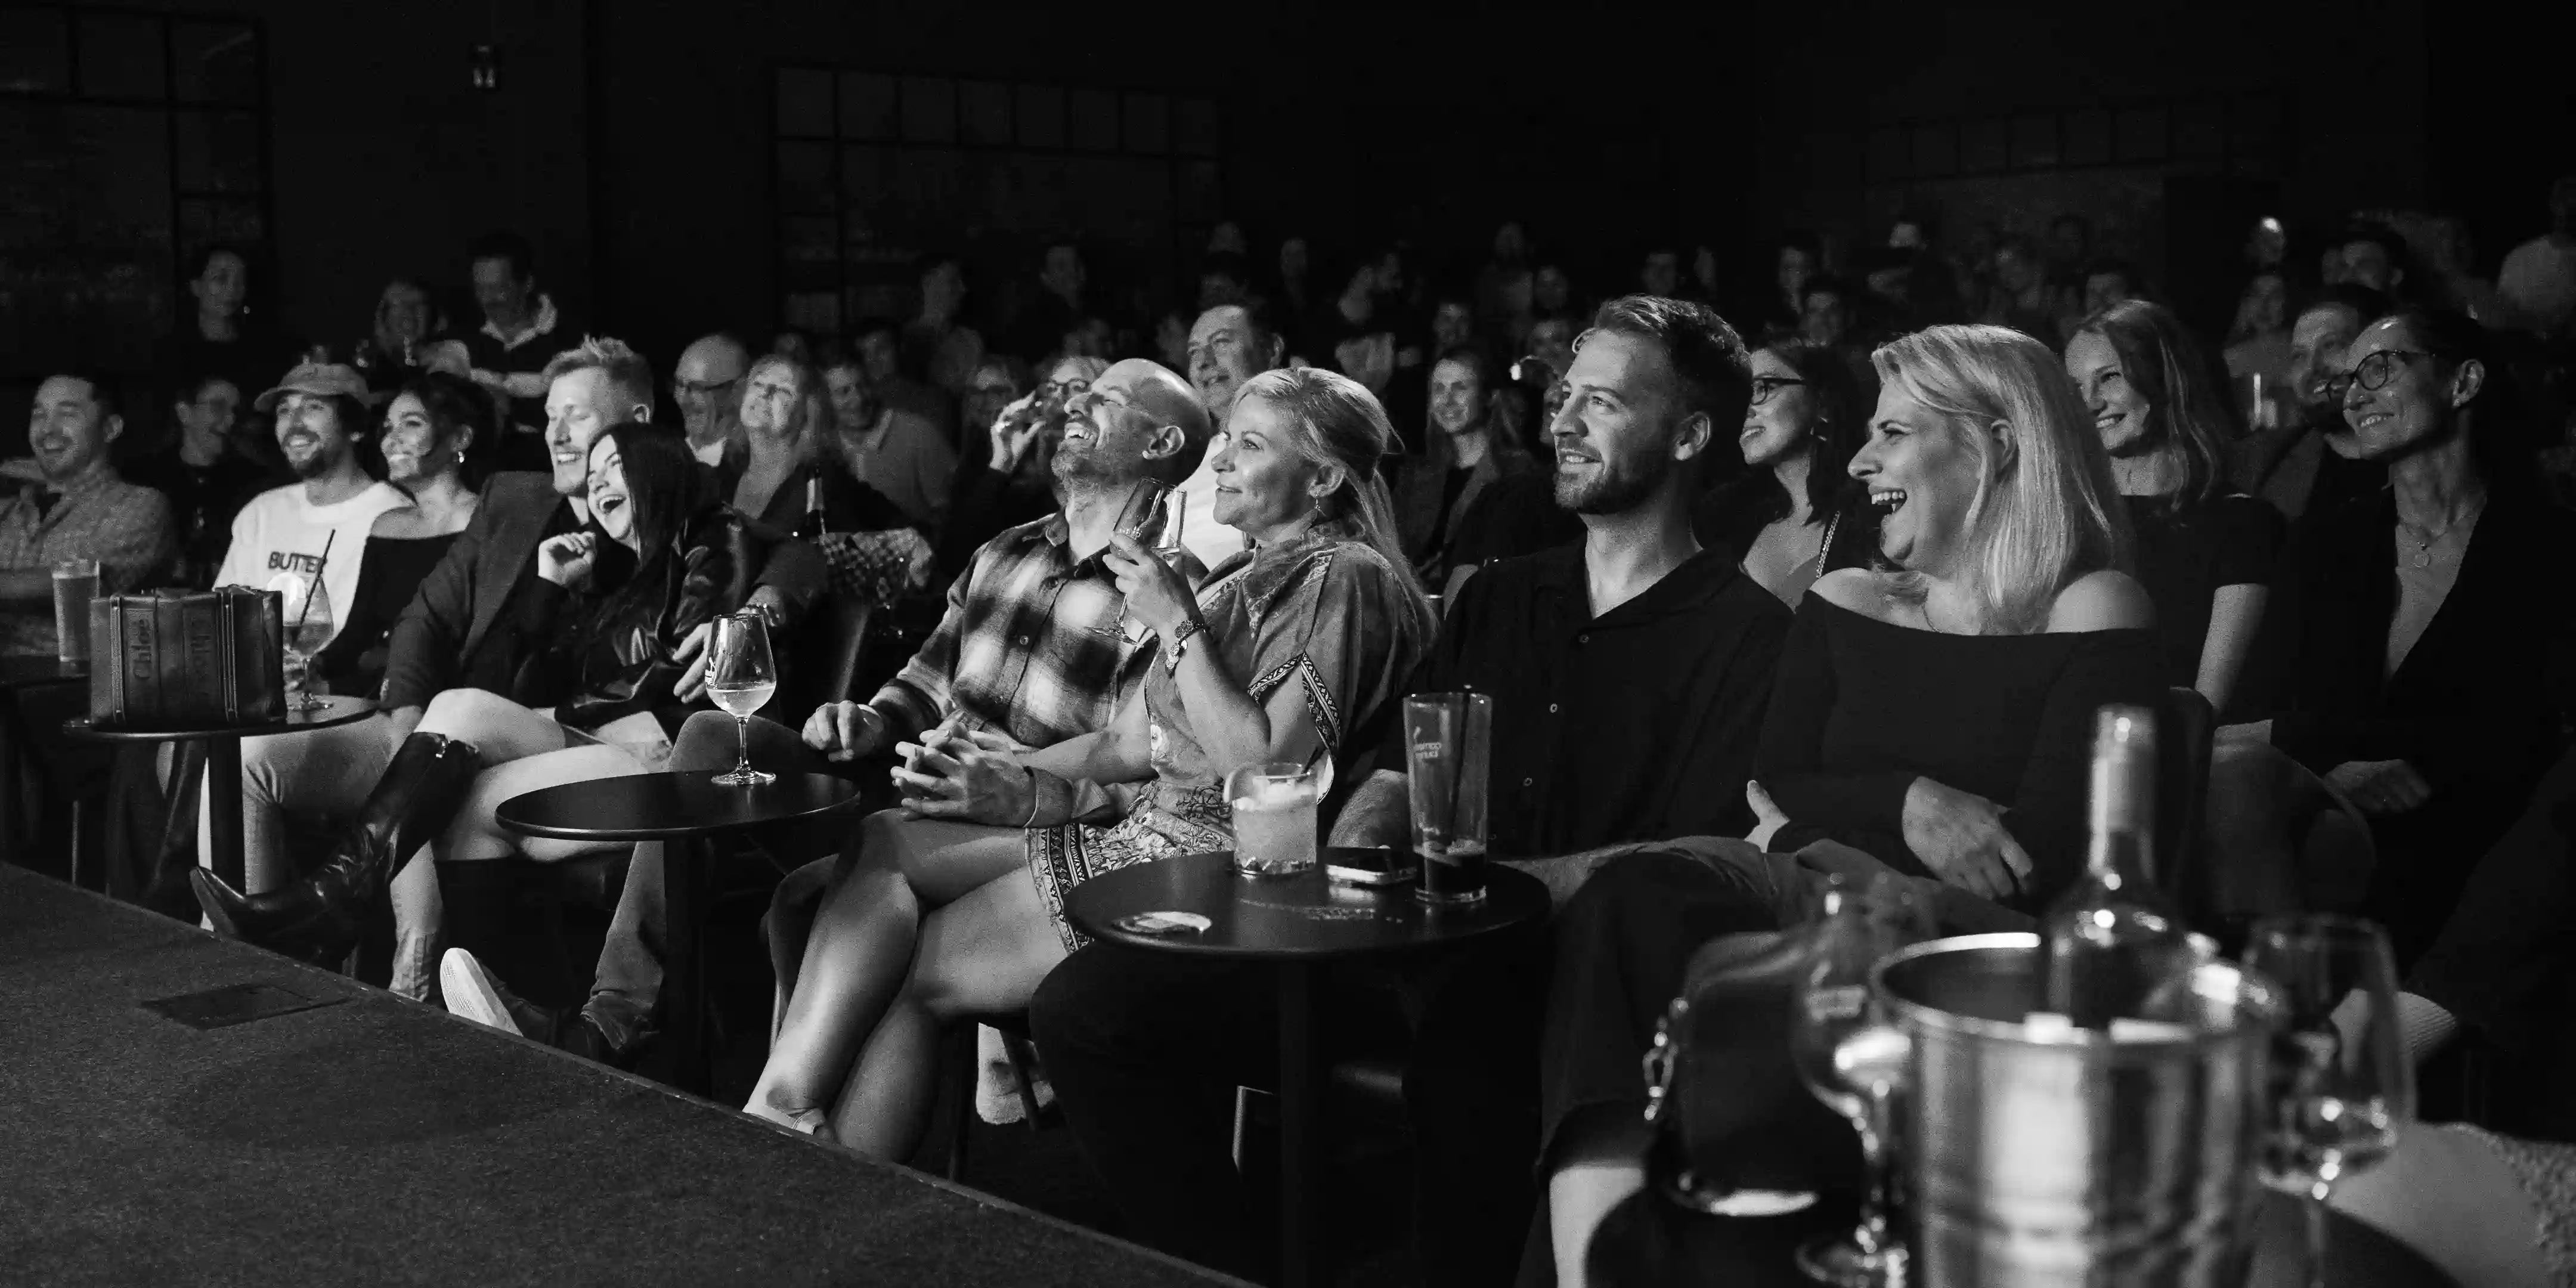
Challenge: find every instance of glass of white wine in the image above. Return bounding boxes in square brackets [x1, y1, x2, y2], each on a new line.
[265, 571, 333, 713]
[706, 609, 778, 787]
[2244, 914, 2413, 1288]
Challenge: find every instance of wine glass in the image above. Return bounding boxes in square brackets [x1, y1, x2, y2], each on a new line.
[705, 610, 778, 787]
[1788, 872, 1931, 1287]
[2243, 915, 2413, 1288]
[265, 571, 333, 712]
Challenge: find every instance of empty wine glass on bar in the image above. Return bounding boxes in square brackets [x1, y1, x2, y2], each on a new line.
[706, 609, 778, 787]
[1788, 872, 1930, 1287]
[2244, 914, 2413, 1288]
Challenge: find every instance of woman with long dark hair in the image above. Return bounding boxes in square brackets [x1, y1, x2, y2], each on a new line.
[742, 366, 1431, 1154]
[192, 423, 776, 971]
[1693, 338, 1874, 605]
[2065, 299, 2286, 716]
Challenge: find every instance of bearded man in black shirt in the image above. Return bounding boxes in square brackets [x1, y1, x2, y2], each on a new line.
[1029, 296, 1788, 1286]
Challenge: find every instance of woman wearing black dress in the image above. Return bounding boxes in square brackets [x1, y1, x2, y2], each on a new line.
[2064, 299, 2285, 717]
[1535, 324, 2162, 1284]
[2218, 308, 2576, 965]
[293, 370, 487, 998]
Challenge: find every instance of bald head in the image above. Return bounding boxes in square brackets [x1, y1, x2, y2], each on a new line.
[673, 333, 751, 448]
[1057, 358, 1216, 491]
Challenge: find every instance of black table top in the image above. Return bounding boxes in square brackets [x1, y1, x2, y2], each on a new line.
[1584, 1182, 2462, 1287]
[495, 769, 864, 843]
[1063, 849, 1548, 962]
[62, 693, 375, 742]
[0, 655, 86, 691]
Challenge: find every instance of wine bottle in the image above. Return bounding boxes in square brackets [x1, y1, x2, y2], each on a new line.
[793, 476, 828, 540]
[2036, 705, 2197, 1031]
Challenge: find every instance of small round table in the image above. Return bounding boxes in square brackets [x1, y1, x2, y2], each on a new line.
[1064, 849, 1549, 1288]
[494, 770, 863, 1095]
[62, 695, 376, 895]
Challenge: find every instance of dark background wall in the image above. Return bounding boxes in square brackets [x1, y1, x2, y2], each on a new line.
[7, 0, 2573, 447]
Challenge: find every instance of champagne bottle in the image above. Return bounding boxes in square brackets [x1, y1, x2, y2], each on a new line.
[793, 476, 828, 540]
[2036, 705, 2197, 1030]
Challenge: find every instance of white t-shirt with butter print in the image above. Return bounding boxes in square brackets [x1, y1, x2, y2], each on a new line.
[213, 481, 410, 646]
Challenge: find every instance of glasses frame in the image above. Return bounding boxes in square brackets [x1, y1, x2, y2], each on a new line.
[2324, 349, 2431, 401]
[1750, 375, 1810, 407]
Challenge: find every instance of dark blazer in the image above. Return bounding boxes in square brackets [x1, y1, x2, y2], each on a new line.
[2256, 485, 2576, 962]
[380, 470, 831, 712]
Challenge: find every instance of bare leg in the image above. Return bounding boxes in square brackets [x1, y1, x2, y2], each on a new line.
[2324, 1123, 2554, 1288]
[824, 861, 1067, 1159]
[433, 744, 649, 865]
[744, 810, 1022, 1133]
[1546, 1107, 1653, 1288]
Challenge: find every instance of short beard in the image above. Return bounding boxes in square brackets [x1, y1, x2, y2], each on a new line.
[287, 448, 336, 481]
[1555, 456, 1664, 516]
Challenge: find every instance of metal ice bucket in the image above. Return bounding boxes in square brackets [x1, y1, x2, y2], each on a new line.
[1869, 932, 2282, 1287]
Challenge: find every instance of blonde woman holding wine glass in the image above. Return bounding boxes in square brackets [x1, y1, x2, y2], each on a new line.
[741, 363, 1431, 1156]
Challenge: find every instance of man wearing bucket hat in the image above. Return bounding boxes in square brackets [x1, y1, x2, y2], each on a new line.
[211, 360, 409, 660]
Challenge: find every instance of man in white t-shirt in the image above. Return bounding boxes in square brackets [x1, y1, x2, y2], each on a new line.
[1170, 302, 1275, 571]
[216, 363, 408, 644]
[2499, 175, 2576, 339]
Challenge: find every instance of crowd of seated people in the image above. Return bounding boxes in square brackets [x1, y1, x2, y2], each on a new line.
[10, 179, 2576, 1288]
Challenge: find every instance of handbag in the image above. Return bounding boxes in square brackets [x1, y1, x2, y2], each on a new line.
[88, 588, 287, 729]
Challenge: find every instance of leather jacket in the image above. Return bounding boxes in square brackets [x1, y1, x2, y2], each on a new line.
[532, 506, 761, 732]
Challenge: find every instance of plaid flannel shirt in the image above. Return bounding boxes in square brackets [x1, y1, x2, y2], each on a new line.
[874, 513, 1148, 750]
[0, 470, 177, 655]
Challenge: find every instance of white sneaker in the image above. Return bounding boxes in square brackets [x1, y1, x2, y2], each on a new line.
[441, 949, 523, 1036]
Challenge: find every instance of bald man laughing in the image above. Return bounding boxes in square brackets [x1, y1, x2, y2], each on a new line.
[439, 359, 1217, 1069]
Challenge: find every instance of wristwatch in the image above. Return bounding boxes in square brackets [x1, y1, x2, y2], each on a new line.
[1163, 616, 1206, 674]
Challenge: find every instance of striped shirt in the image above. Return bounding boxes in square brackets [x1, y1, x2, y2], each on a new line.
[873, 513, 1148, 750]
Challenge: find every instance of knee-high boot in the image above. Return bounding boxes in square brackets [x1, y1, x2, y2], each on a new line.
[191, 733, 480, 964]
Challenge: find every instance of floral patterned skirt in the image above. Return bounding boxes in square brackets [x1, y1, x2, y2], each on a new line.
[1024, 785, 1232, 953]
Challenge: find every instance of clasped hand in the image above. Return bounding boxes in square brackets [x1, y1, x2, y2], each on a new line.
[1103, 532, 1196, 636]
[1900, 776, 2032, 901]
[890, 723, 1036, 823]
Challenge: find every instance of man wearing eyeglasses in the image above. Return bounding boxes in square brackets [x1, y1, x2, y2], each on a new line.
[671, 333, 751, 470]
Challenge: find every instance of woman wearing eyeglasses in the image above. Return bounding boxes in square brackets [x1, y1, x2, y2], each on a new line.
[1692, 339, 1875, 606]
[2217, 306, 2576, 964]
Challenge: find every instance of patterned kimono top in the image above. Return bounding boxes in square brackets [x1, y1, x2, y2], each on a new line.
[1026, 527, 1429, 949]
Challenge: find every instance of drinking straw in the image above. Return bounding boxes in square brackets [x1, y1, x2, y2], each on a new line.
[290, 532, 335, 636]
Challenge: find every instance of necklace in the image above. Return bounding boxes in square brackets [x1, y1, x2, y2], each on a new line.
[2398, 499, 2483, 569]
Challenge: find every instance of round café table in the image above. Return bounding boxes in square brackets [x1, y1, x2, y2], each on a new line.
[1064, 849, 1549, 1288]
[494, 770, 863, 1095]
[62, 694, 376, 896]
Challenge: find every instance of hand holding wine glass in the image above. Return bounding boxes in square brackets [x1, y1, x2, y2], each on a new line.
[2244, 914, 2413, 1288]
[706, 609, 778, 787]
